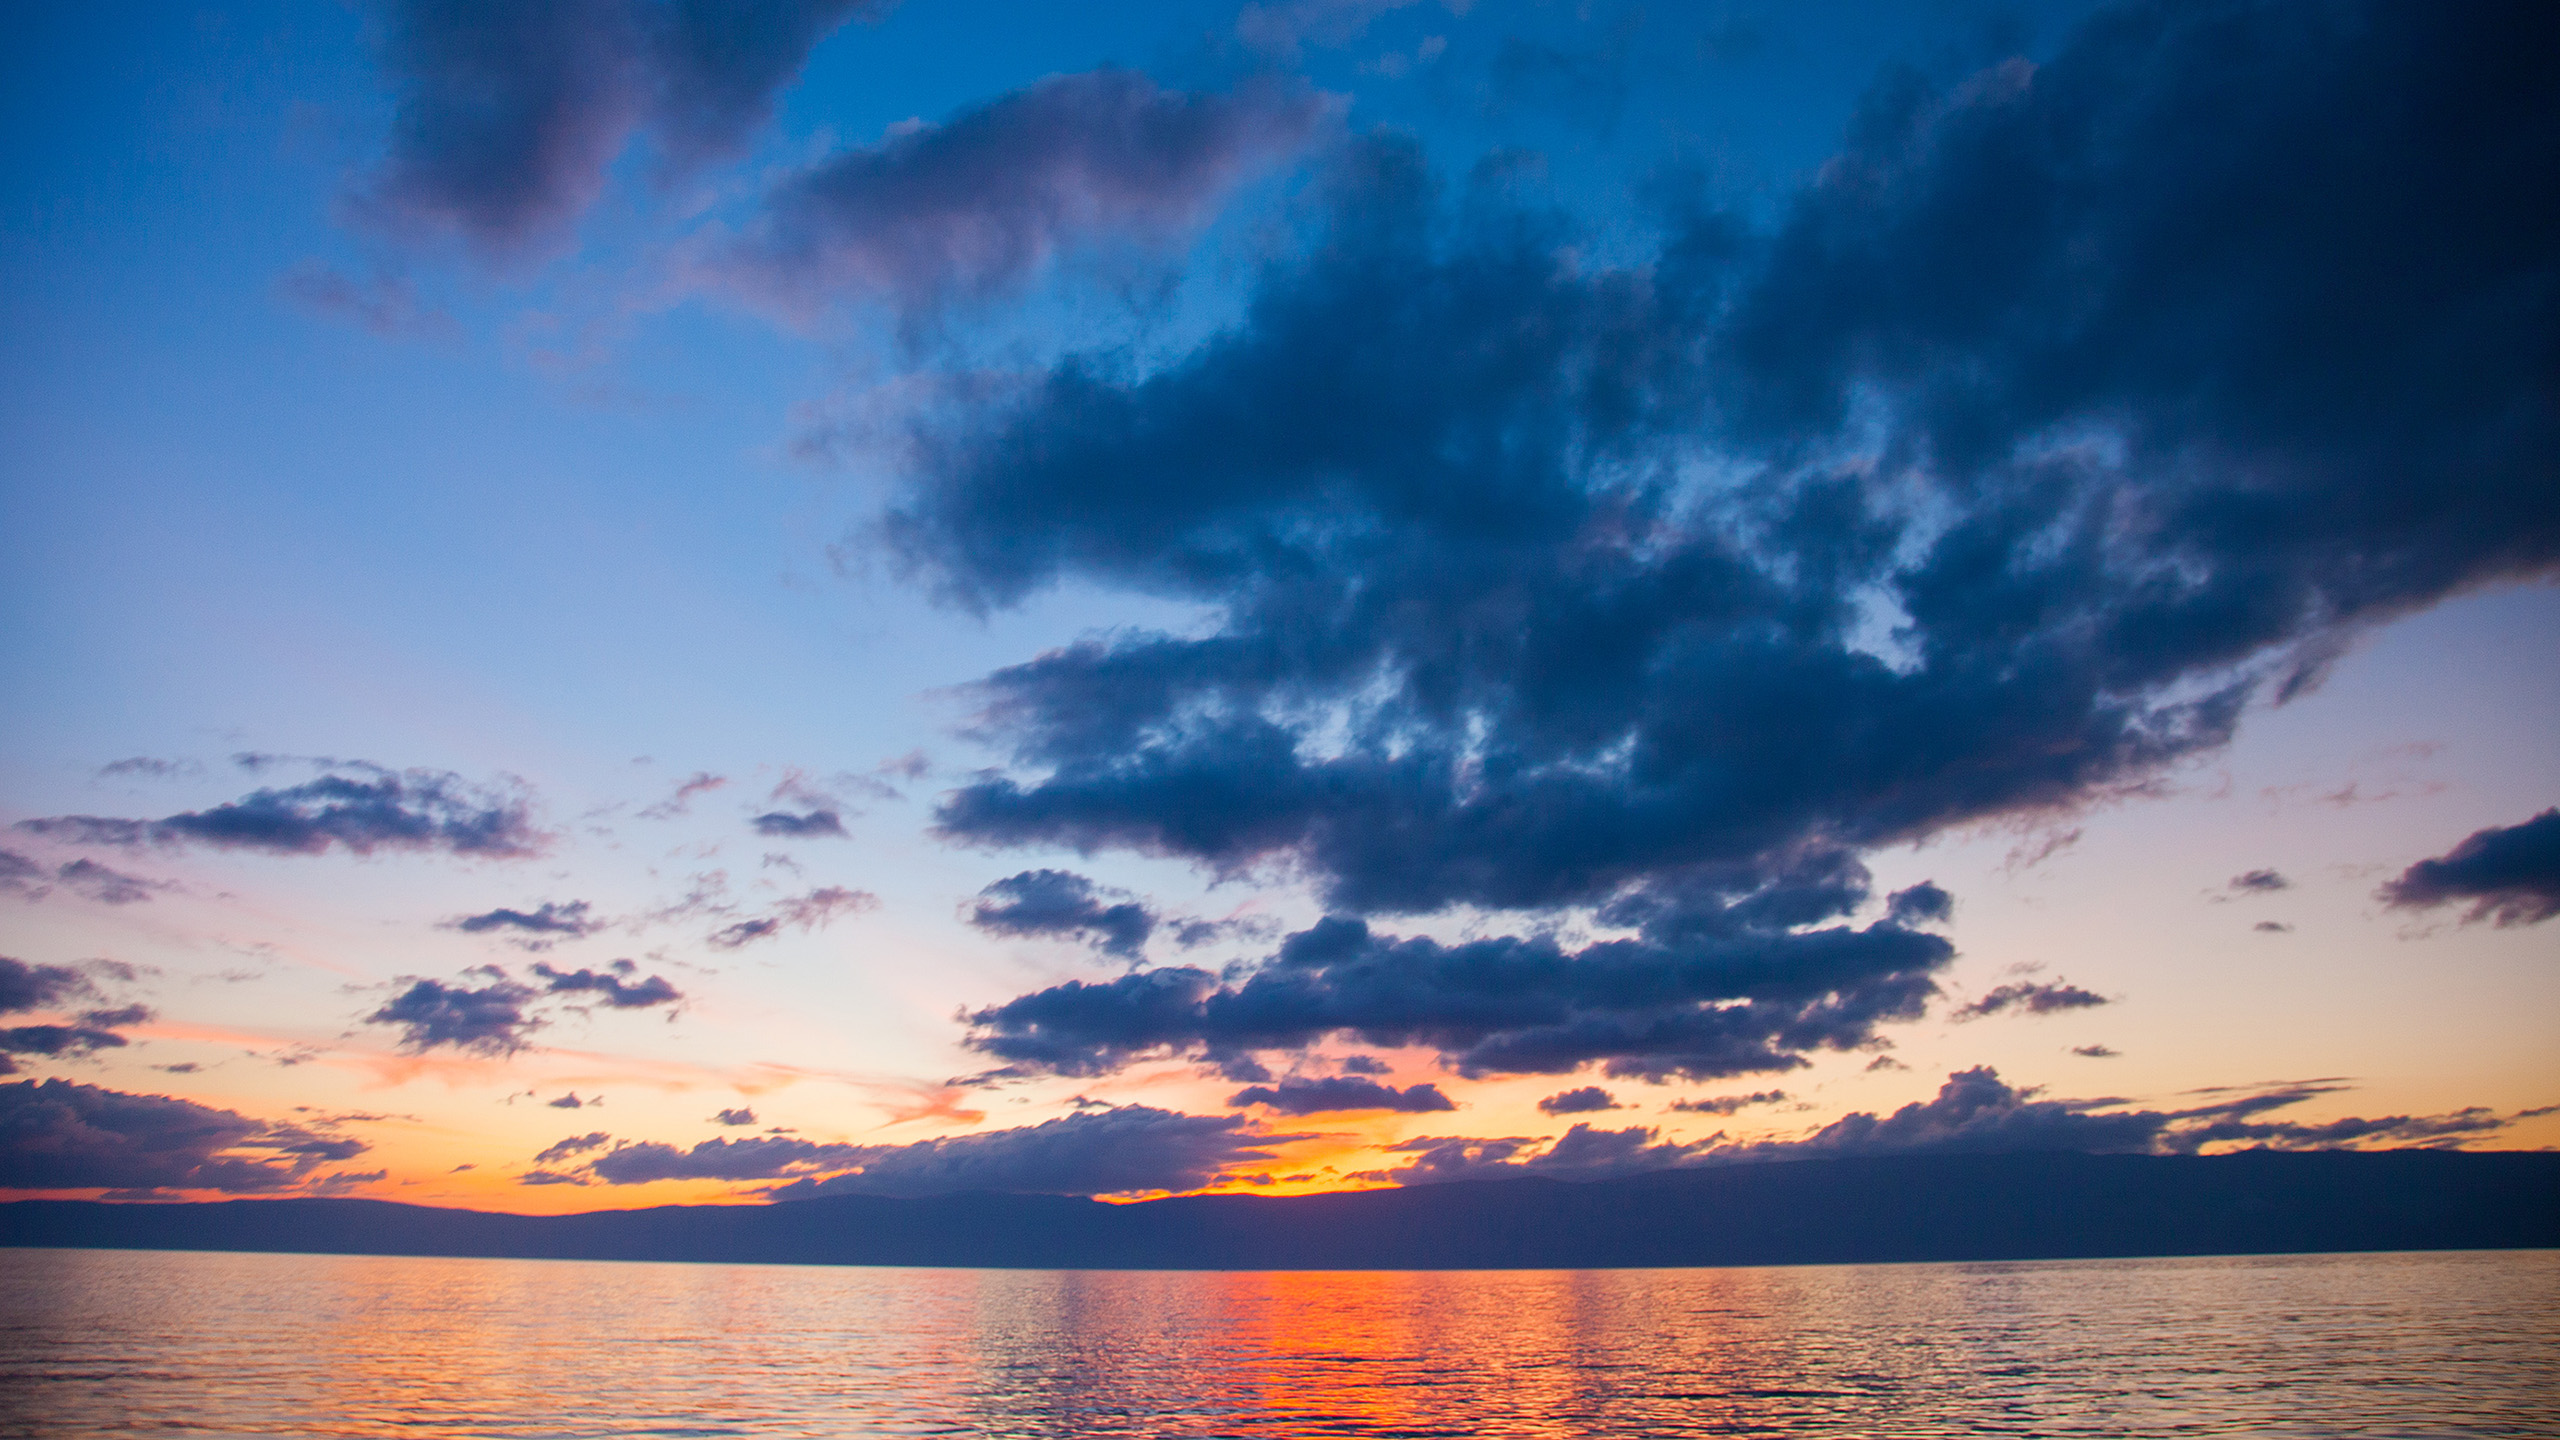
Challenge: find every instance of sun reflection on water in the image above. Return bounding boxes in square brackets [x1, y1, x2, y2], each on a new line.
[3, 1248, 2554, 1438]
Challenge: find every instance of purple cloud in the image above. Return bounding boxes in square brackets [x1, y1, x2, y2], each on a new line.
[360, 0, 889, 255]
[716, 69, 1329, 324]
[2379, 809, 2560, 927]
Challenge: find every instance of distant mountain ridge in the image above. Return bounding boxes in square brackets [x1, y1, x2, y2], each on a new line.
[6, 1151, 2554, 1270]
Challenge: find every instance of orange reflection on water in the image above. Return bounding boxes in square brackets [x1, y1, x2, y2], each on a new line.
[9, 1248, 2559, 1439]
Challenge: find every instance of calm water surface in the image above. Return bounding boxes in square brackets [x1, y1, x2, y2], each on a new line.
[1, 1247, 2553, 1438]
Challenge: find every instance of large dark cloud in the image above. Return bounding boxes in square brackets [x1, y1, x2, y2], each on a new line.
[965, 856, 1950, 1083]
[1227, 1075, 1453, 1115]
[19, 766, 541, 860]
[364, 0, 888, 253]
[914, 3, 2557, 922]
[906, 0, 2556, 1080]
[965, 869, 1157, 961]
[1374, 1067, 2518, 1184]
[0, 1078, 371, 1194]
[559, 1103, 1278, 1198]
[716, 69, 1329, 324]
[2378, 809, 2560, 927]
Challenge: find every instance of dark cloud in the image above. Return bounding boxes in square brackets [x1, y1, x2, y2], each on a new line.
[96, 757, 195, 779]
[904, 1, 2559, 1075]
[0, 962, 153, 1075]
[53, 859, 168, 906]
[588, 1132, 860, 1184]
[1953, 981, 2109, 1021]
[1537, 1085, 1621, 1116]
[0, 1078, 370, 1193]
[1374, 1067, 2515, 1184]
[533, 959, 683, 1009]
[2228, 869, 2290, 894]
[534, 1131, 612, 1165]
[546, 1093, 589, 1109]
[1227, 1075, 1454, 1115]
[0, 1022, 132, 1070]
[1883, 883, 1953, 927]
[0, 851, 44, 901]
[965, 861, 1951, 1083]
[717, 69, 1329, 325]
[752, 809, 848, 838]
[1385, 1122, 1715, 1185]
[2071, 1045, 2120, 1058]
[454, 900, 602, 942]
[712, 1106, 757, 1126]
[706, 885, 876, 948]
[362, 0, 888, 254]
[2254, 921, 2292, 934]
[965, 869, 1156, 961]
[0, 856, 172, 907]
[18, 766, 541, 859]
[554, 1104, 1281, 1198]
[0, 957, 92, 1016]
[777, 1104, 1283, 1199]
[363, 957, 681, 1054]
[1667, 1089, 1786, 1115]
[364, 971, 540, 1055]
[2378, 808, 2560, 927]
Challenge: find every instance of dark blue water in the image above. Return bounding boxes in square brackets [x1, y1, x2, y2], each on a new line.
[2, 1247, 2553, 1437]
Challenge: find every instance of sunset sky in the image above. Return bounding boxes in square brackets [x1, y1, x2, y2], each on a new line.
[3, 0, 2554, 1213]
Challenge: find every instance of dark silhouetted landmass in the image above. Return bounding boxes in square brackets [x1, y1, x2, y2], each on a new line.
[5, 1151, 2554, 1270]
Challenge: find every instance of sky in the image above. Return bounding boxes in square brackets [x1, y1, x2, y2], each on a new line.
[2, 0, 2554, 1214]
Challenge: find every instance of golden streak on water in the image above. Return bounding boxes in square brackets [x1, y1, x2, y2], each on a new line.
[2, 1248, 2554, 1437]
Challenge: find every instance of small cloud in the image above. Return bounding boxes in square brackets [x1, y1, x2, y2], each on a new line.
[276, 261, 451, 337]
[2254, 921, 2293, 934]
[1537, 1086, 1622, 1116]
[708, 886, 876, 948]
[1667, 1089, 1787, 1115]
[712, 1107, 757, 1126]
[2228, 869, 2291, 894]
[534, 1132, 611, 1165]
[1225, 1076, 1454, 1116]
[546, 1092, 590, 1109]
[751, 810, 847, 838]
[451, 900, 603, 947]
[532, 959, 681, 1009]
[639, 772, 728, 821]
[54, 859, 174, 906]
[2071, 1044, 2121, 1058]
[96, 757, 198, 780]
[965, 869, 1155, 961]
[1954, 981, 2110, 1021]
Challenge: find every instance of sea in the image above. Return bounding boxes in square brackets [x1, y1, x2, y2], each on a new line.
[0, 1247, 2552, 1438]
